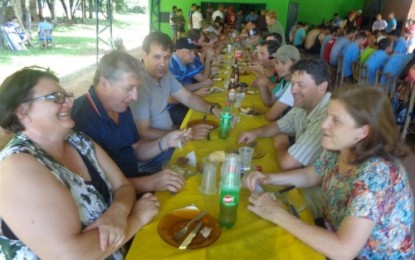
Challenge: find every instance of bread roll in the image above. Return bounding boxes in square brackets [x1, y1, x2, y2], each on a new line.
[208, 151, 226, 163]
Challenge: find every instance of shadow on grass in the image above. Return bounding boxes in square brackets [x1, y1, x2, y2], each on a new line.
[0, 14, 139, 63]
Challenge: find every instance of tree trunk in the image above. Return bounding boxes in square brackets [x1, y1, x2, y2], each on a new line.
[11, 0, 25, 28]
[37, 0, 43, 18]
[81, 0, 86, 22]
[0, 0, 7, 48]
[24, 0, 31, 33]
[45, 0, 55, 19]
[60, 0, 69, 20]
[88, 0, 92, 19]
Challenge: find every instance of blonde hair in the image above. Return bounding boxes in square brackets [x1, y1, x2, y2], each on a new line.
[266, 10, 276, 19]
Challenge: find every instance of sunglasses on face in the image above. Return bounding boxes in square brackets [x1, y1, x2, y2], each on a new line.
[27, 92, 74, 104]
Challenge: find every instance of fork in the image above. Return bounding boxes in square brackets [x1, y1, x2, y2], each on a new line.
[174, 211, 207, 240]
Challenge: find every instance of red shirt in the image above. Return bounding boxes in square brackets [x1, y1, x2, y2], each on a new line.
[226, 13, 237, 29]
[323, 37, 337, 63]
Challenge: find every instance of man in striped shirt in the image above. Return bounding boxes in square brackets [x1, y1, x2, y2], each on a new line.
[239, 59, 331, 217]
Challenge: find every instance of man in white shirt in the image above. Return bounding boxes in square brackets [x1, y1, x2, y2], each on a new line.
[372, 14, 388, 32]
[192, 6, 203, 30]
[212, 4, 224, 22]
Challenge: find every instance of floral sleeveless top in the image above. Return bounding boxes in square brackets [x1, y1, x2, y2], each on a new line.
[314, 150, 414, 259]
[0, 132, 123, 260]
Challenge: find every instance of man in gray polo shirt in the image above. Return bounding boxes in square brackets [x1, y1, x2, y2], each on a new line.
[130, 32, 221, 172]
[239, 59, 331, 217]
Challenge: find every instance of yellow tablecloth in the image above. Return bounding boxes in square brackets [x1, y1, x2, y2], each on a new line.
[126, 64, 324, 260]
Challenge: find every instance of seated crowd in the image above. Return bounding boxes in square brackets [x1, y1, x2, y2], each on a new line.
[0, 6, 414, 259]
[290, 10, 415, 89]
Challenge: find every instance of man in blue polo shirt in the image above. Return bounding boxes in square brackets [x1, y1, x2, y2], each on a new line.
[341, 31, 367, 79]
[380, 53, 413, 94]
[388, 30, 408, 54]
[168, 37, 213, 125]
[365, 38, 393, 85]
[329, 26, 357, 66]
[72, 50, 188, 193]
[170, 38, 213, 90]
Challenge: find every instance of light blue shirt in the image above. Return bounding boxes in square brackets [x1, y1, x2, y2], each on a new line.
[394, 37, 407, 54]
[329, 36, 350, 66]
[294, 27, 306, 46]
[365, 50, 390, 85]
[38, 21, 53, 32]
[381, 54, 413, 88]
[342, 42, 360, 78]
[386, 18, 397, 33]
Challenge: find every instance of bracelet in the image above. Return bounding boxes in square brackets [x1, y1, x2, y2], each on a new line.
[158, 138, 166, 152]
[209, 105, 216, 114]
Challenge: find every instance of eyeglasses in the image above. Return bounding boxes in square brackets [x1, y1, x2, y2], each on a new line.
[27, 92, 74, 104]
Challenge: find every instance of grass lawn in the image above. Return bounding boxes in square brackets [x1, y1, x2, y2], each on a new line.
[0, 13, 148, 83]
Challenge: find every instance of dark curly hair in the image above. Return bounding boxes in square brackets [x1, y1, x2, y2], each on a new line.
[0, 66, 59, 133]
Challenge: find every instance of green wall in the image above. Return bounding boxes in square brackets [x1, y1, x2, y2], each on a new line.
[290, 0, 365, 25]
[153, 0, 365, 37]
[157, 0, 289, 37]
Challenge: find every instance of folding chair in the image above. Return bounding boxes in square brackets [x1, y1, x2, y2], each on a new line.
[1, 26, 27, 51]
[357, 64, 368, 85]
[38, 29, 54, 48]
[352, 61, 366, 84]
[400, 81, 415, 140]
[375, 70, 396, 97]
[334, 56, 345, 88]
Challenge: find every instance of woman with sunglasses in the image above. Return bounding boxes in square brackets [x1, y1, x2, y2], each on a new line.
[0, 67, 159, 259]
[243, 86, 414, 259]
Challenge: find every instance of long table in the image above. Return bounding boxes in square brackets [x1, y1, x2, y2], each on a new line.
[126, 59, 324, 259]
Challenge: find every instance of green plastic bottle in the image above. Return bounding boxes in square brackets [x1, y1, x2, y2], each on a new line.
[219, 102, 232, 139]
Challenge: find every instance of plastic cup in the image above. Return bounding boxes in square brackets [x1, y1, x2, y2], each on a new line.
[234, 92, 245, 108]
[238, 147, 254, 172]
[199, 158, 218, 195]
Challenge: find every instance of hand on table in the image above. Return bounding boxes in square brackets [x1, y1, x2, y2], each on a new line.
[152, 169, 185, 192]
[82, 204, 129, 250]
[239, 131, 257, 144]
[242, 171, 269, 192]
[132, 193, 160, 226]
[194, 87, 210, 97]
[164, 129, 192, 149]
[190, 124, 213, 140]
[253, 76, 271, 90]
[247, 192, 285, 222]
[200, 79, 214, 87]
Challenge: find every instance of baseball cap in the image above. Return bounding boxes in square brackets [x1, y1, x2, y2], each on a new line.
[272, 45, 300, 61]
[175, 38, 199, 50]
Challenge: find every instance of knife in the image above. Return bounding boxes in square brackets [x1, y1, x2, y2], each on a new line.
[179, 220, 203, 250]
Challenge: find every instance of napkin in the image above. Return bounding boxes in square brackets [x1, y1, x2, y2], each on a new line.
[186, 151, 197, 167]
